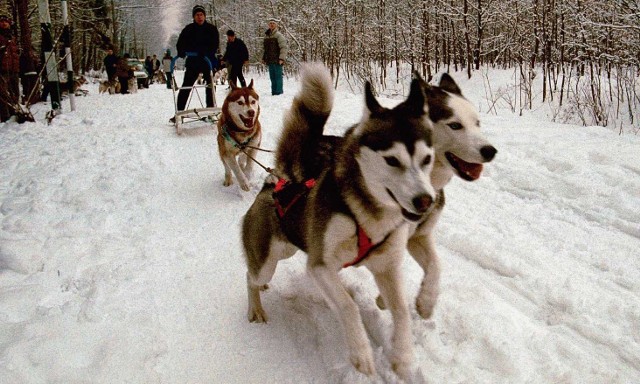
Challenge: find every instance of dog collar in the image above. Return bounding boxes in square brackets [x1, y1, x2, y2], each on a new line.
[222, 123, 253, 148]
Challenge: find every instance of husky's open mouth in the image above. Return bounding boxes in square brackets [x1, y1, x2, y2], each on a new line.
[240, 115, 255, 129]
[400, 207, 423, 222]
[445, 152, 483, 181]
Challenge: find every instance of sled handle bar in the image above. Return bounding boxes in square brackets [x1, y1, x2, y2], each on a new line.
[170, 53, 213, 73]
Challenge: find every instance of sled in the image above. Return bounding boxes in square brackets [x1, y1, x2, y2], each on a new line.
[170, 54, 222, 135]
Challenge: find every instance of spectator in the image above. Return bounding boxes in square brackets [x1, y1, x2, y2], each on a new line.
[152, 54, 160, 82]
[115, 53, 132, 94]
[261, 18, 287, 95]
[103, 45, 118, 81]
[172, 4, 220, 122]
[0, 13, 19, 122]
[144, 55, 153, 85]
[162, 50, 172, 89]
[221, 29, 249, 87]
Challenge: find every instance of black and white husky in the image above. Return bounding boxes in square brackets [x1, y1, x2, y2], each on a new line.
[242, 63, 436, 378]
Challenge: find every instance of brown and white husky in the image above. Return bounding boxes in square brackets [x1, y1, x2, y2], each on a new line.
[216, 80, 261, 191]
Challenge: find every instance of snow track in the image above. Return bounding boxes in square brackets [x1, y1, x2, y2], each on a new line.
[0, 71, 638, 383]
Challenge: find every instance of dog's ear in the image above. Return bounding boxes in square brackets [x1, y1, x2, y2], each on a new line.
[412, 70, 432, 91]
[248, 79, 254, 89]
[365, 82, 384, 116]
[406, 78, 427, 116]
[439, 73, 462, 95]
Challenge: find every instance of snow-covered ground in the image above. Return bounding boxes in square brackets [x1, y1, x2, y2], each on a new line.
[0, 68, 638, 383]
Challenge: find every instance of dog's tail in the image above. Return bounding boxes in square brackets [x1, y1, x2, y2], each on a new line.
[275, 62, 334, 182]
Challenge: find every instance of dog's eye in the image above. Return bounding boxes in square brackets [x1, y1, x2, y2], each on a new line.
[237, 100, 245, 106]
[422, 155, 432, 167]
[384, 157, 401, 168]
[448, 122, 463, 130]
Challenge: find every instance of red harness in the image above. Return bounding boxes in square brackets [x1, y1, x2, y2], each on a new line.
[273, 177, 316, 218]
[272, 178, 380, 268]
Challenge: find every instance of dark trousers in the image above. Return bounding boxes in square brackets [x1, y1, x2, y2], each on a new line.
[177, 68, 214, 110]
[227, 63, 246, 88]
[118, 76, 129, 94]
[268, 64, 283, 95]
[165, 72, 172, 89]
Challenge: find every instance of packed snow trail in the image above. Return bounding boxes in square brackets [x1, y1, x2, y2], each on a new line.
[0, 70, 638, 383]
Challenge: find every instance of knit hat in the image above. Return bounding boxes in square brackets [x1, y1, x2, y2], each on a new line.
[192, 5, 206, 17]
[226, 30, 235, 37]
[268, 18, 277, 23]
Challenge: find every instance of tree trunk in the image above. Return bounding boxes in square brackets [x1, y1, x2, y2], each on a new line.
[16, 0, 41, 106]
[463, 0, 472, 78]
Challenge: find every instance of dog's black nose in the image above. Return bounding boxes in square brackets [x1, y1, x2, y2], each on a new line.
[247, 110, 255, 117]
[481, 145, 497, 161]
[413, 194, 433, 213]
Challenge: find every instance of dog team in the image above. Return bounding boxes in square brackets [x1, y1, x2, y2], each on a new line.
[236, 62, 496, 379]
[103, 5, 498, 378]
[206, 59, 497, 378]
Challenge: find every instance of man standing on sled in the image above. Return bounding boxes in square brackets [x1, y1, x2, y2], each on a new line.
[171, 5, 219, 122]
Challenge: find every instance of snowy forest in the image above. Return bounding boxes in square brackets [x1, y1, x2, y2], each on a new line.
[2, 0, 640, 132]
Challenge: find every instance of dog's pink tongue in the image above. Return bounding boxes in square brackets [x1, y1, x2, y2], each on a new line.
[450, 153, 483, 180]
[462, 162, 483, 180]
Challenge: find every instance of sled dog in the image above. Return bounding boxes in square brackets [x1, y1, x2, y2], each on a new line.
[98, 79, 120, 95]
[154, 70, 166, 84]
[372, 73, 498, 319]
[73, 76, 87, 90]
[128, 77, 138, 93]
[214, 67, 228, 85]
[242, 63, 436, 378]
[216, 79, 261, 191]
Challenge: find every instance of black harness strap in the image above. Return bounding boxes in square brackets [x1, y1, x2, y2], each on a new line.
[272, 177, 390, 269]
[273, 178, 316, 218]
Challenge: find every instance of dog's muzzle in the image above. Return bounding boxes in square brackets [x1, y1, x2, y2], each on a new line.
[387, 189, 433, 222]
[445, 145, 497, 182]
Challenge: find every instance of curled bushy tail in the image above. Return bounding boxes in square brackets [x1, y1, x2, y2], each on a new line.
[275, 62, 334, 182]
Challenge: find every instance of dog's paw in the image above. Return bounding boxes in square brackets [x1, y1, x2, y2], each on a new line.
[391, 358, 414, 381]
[350, 349, 376, 377]
[248, 307, 268, 323]
[223, 175, 233, 187]
[239, 180, 251, 191]
[415, 293, 436, 319]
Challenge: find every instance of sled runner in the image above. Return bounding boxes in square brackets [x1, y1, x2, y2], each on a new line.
[170, 54, 222, 135]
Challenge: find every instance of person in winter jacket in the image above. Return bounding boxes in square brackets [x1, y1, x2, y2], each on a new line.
[221, 30, 249, 88]
[115, 53, 132, 95]
[261, 18, 288, 95]
[103, 45, 118, 81]
[0, 13, 20, 122]
[144, 56, 153, 85]
[173, 5, 220, 117]
[151, 54, 161, 82]
[162, 51, 172, 89]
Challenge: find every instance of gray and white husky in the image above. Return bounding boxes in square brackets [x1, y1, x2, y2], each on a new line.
[242, 63, 436, 378]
